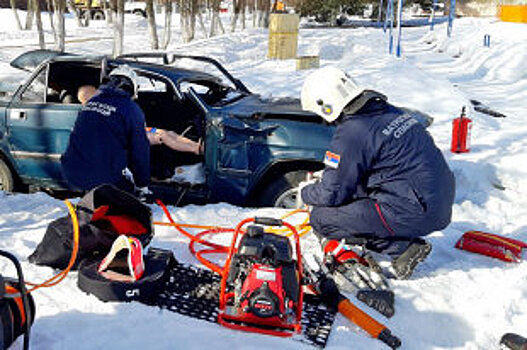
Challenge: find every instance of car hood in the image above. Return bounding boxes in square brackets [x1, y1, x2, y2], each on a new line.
[221, 94, 322, 123]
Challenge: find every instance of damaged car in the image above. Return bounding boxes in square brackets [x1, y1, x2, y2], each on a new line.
[0, 50, 431, 207]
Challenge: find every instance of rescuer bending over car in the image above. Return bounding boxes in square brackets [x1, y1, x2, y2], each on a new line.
[299, 66, 455, 280]
[62, 67, 203, 194]
[61, 66, 150, 193]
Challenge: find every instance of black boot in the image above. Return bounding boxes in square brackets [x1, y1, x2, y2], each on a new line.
[391, 238, 432, 280]
[500, 333, 527, 350]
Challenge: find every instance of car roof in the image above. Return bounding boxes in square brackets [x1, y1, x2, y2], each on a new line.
[111, 59, 223, 85]
[10, 50, 224, 85]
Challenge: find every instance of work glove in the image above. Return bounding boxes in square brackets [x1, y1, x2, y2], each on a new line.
[296, 174, 319, 209]
[136, 186, 154, 203]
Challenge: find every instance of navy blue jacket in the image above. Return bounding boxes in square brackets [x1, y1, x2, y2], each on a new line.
[302, 96, 455, 237]
[61, 82, 150, 190]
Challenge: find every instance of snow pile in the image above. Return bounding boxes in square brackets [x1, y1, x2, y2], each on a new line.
[0, 12, 526, 350]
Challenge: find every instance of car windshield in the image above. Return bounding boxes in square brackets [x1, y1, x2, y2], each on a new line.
[168, 56, 238, 89]
[179, 79, 246, 107]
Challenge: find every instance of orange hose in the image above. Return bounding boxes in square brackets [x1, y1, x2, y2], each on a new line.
[8, 200, 80, 295]
[155, 201, 314, 275]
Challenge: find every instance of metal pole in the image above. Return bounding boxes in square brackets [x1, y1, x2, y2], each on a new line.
[384, 0, 390, 32]
[430, 0, 437, 30]
[447, 0, 456, 37]
[388, 0, 394, 53]
[395, 0, 403, 57]
[378, 0, 384, 25]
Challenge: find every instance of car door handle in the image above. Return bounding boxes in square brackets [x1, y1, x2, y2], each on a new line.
[10, 109, 27, 121]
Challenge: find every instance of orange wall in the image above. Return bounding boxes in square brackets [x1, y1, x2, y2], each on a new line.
[499, 5, 527, 23]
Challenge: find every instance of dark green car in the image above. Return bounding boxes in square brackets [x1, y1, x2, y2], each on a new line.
[0, 50, 432, 207]
[0, 50, 333, 207]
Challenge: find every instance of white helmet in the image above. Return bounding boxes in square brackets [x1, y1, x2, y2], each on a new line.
[301, 66, 364, 122]
[109, 65, 139, 98]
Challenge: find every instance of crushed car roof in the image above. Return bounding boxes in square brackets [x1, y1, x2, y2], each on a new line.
[10, 50, 227, 86]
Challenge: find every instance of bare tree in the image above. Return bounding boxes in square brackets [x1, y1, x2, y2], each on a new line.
[256, 0, 269, 27]
[209, 0, 224, 37]
[106, 0, 114, 24]
[83, 0, 92, 27]
[196, 0, 208, 38]
[241, 0, 246, 29]
[179, 0, 197, 43]
[10, 0, 23, 30]
[161, 0, 173, 49]
[52, 0, 66, 51]
[66, 0, 85, 27]
[34, 0, 46, 48]
[146, 0, 159, 49]
[112, 0, 125, 57]
[46, 0, 57, 36]
[231, 0, 240, 32]
[25, 0, 34, 30]
[251, 0, 258, 28]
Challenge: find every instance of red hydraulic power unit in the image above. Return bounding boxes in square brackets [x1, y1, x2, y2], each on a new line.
[451, 106, 472, 153]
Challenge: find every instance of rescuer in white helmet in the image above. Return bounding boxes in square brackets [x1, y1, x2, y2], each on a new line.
[299, 66, 455, 281]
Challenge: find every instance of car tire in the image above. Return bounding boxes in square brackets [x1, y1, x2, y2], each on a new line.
[92, 10, 105, 20]
[132, 9, 146, 17]
[0, 158, 14, 192]
[257, 170, 308, 208]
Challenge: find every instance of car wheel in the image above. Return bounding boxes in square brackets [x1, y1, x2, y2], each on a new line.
[133, 9, 146, 17]
[257, 170, 307, 208]
[0, 158, 14, 192]
[92, 10, 105, 20]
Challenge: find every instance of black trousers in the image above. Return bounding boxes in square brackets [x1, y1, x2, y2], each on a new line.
[309, 198, 415, 258]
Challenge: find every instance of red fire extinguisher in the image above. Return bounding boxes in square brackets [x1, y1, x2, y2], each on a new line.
[451, 106, 472, 153]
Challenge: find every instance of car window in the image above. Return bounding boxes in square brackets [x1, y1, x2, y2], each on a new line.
[137, 74, 168, 92]
[19, 67, 47, 103]
[168, 57, 237, 91]
[180, 81, 209, 95]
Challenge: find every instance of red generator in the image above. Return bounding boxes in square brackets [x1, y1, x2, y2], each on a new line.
[451, 106, 472, 153]
[219, 217, 303, 337]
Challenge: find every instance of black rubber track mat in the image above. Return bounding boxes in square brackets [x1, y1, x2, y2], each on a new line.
[145, 261, 337, 348]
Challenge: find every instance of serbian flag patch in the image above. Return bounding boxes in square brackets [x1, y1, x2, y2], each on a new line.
[324, 151, 341, 169]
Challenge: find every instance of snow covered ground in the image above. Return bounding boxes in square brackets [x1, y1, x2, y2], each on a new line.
[0, 10, 526, 350]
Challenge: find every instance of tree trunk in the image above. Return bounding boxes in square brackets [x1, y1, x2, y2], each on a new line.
[241, 0, 245, 29]
[209, 0, 224, 37]
[53, 0, 66, 51]
[34, 0, 46, 48]
[46, 0, 57, 38]
[256, 0, 263, 27]
[146, 0, 159, 49]
[66, 0, 84, 27]
[262, 0, 270, 27]
[231, 0, 239, 32]
[10, 0, 22, 30]
[179, 0, 196, 43]
[161, 0, 172, 49]
[25, 0, 34, 30]
[83, 0, 91, 27]
[106, 0, 114, 24]
[252, 0, 256, 27]
[255, 0, 269, 28]
[112, 0, 124, 57]
[196, 2, 208, 39]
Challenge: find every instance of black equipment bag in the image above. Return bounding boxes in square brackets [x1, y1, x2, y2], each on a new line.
[77, 248, 174, 303]
[29, 184, 154, 270]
